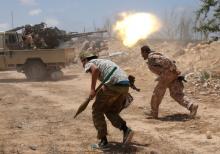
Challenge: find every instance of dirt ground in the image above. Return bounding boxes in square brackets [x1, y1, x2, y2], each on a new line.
[0, 42, 220, 154]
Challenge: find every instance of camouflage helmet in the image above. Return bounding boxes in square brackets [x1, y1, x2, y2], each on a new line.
[79, 50, 97, 61]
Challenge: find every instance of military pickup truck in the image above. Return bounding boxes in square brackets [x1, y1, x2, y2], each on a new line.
[0, 31, 75, 81]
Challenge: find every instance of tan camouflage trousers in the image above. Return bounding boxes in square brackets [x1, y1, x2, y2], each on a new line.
[150, 71, 193, 117]
[92, 85, 129, 139]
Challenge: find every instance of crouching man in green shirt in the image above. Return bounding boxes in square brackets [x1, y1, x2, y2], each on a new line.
[79, 50, 134, 149]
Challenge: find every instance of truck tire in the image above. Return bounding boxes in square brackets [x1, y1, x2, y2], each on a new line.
[24, 60, 47, 81]
[50, 70, 64, 81]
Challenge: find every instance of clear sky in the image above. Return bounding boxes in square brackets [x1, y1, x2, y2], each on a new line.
[0, 0, 201, 32]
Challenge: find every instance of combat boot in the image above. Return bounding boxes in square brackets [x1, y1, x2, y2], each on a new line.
[144, 110, 158, 119]
[98, 136, 108, 148]
[123, 127, 134, 144]
[91, 136, 109, 150]
[189, 104, 198, 118]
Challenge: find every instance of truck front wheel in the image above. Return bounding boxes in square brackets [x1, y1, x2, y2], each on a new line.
[24, 60, 47, 81]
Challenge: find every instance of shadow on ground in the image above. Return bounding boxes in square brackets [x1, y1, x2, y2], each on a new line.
[158, 113, 191, 122]
[0, 75, 78, 83]
[98, 141, 150, 153]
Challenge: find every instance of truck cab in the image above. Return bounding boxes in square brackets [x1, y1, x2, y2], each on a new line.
[0, 31, 23, 70]
[0, 31, 23, 51]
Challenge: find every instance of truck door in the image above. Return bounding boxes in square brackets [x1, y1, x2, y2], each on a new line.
[0, 33, 6, 70]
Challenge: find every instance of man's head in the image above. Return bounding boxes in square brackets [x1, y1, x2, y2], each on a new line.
[141, 45, 151, 60]
[79, 50, 98, 67]
[25, 24, 32, 31]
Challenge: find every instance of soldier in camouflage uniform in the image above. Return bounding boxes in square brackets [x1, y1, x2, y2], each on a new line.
[81, 40, 109, 55]
[22, 25, 36, 49]
[141, 45, 198, 119]
[33, 34, 48, 49]
[79, 51, 134, 149]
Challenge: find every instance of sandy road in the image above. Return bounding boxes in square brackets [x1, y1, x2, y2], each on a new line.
[0, 64, 219, 154]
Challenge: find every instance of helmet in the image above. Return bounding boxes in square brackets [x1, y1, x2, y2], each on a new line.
[79, 50, 97, 60]
[141, 45, 151, 53]
[25, 24, 32, 30]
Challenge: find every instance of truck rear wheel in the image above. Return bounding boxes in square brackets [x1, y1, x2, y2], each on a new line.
[24, 60, 47, 81]
[50, 70, 64, 81]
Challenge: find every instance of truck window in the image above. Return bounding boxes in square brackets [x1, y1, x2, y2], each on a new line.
[4, 33, 21, 50]
[0, 34, 3, 50]
[5, 34, 17, 44]
[8, 34, 17, 44]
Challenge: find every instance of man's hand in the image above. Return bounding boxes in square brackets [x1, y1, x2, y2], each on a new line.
[155, 76, 160, 81]
[89, 89, 96, 99]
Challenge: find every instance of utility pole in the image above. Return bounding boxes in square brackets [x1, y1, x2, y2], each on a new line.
[93, 20, 96, 31]
[11, 11, 14, 28]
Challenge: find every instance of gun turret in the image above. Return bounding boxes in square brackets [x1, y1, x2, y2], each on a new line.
[31, 22, 46, 33]
[41, 29, 107, 49]
[5, 22, 107, 49]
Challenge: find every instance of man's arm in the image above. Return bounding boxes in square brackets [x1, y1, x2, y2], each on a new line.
[89, 64, 100, 98]
[152, 54, 176, 70]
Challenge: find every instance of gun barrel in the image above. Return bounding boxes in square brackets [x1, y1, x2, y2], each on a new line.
[6, 26, 25, 32]
[67, 30, 107, 38]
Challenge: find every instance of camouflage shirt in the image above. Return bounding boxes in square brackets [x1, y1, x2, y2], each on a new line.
[147, 52, 177, 75]
[84, 59, 129, 86]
